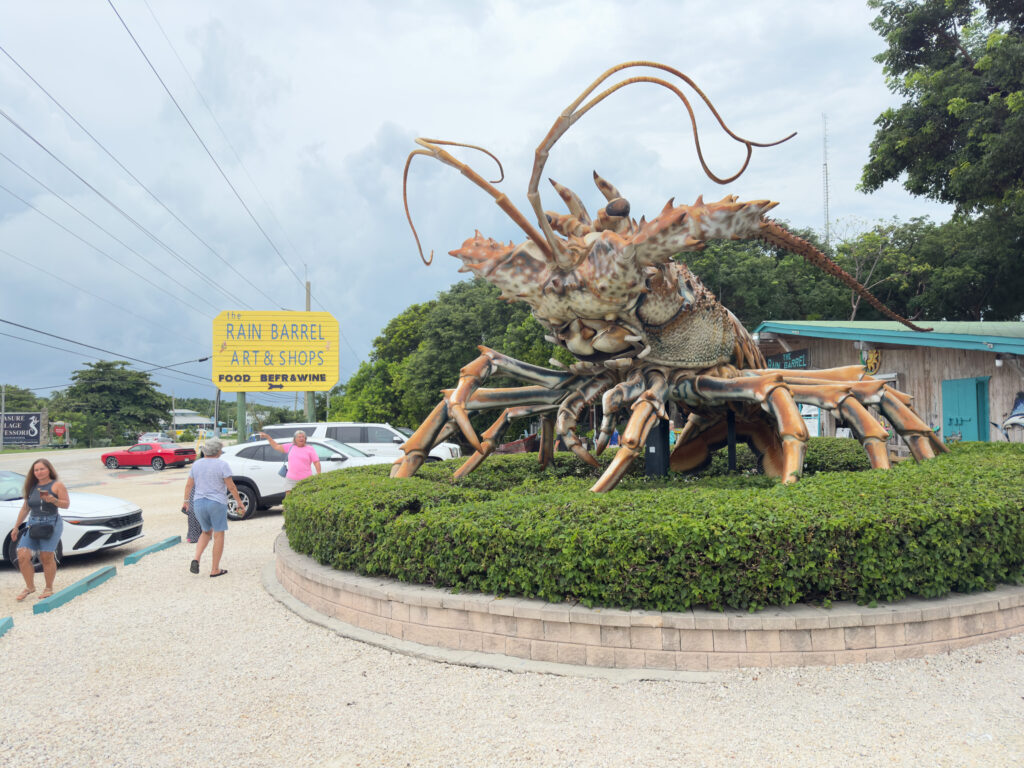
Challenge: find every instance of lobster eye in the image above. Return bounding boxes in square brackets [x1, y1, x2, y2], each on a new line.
[606, 198, 630, 217]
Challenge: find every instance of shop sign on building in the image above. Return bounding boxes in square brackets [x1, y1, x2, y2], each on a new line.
[212, 311, 340, 392]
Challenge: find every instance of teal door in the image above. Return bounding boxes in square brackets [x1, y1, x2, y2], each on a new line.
[941, 376, 990, 442]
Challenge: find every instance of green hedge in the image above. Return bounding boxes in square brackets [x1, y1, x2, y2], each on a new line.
[283, 440, 1024, 611]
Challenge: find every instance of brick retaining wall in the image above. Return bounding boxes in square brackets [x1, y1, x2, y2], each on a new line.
[275, 534, 1024, 671]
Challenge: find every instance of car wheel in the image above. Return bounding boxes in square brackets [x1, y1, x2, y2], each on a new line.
[105, 457, 119, 469]
[151, 457, 165, 471]
[227, 483, 256, 521]
[4, 535, 61, 572]
[3, 533, 18, 568]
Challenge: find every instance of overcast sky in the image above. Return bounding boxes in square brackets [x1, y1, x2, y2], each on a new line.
[0, 0, 954, 407]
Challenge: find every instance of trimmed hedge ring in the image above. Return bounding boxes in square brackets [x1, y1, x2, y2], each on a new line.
[283, 440, 1024, 612]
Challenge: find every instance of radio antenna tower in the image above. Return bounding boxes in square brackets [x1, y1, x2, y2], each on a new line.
[822, 113, 831, 250]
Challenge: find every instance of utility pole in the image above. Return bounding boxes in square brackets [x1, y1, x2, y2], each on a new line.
[305, 279, 315, 421]
[822, 113, 832, 251]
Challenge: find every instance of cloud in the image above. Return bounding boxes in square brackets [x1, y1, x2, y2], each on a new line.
[0, 0, 954, 402]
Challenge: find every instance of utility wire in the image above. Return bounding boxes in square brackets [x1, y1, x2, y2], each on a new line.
[0, 107, 242, 308]
[0, 317, 212, 383]
[0, 151, 234, 311]
[0, 42, 285, 311]
[0, 246, 166, 333]
[0, 181, 213, 318]
[137, 5, 302, 303]
[3, 331, 212, 392]
[0, 330, 102, 361]
[107, 0, 306, 289]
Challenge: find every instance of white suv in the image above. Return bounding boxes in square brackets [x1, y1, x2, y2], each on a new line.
[258, 422, 461, 462]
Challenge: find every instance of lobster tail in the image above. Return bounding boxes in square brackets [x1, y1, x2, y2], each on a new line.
[759, 220, 932, 333]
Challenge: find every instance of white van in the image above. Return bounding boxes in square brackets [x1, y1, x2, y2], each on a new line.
[258, 422, 462, 462]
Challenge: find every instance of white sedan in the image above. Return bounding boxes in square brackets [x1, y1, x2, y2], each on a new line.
[219, 437, 393, 520]
[1, 469, 145, 568]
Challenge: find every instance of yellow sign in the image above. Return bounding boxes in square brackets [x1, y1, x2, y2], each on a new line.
[212, 311, 339, 392]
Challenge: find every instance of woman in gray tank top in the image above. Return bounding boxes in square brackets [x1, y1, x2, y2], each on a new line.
[11, 458, 69, 601]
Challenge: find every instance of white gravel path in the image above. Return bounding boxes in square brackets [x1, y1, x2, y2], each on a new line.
[1, 447, 1022, 767]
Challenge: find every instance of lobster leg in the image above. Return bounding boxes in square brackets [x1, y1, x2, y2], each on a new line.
[393, 348, 575, 480]
[592, 370, 669, 492]
[392, 400, 450, 479]
[447, 347, 574, 452]
[784, 381, 891, 470]
[453, 403, 561, 480]
[774, 372, 946, 464]
[879, 387, 948, 460]
[673, 372, 808, 482]
[555, 374, 615, 467]
[594, 369, 647, 455]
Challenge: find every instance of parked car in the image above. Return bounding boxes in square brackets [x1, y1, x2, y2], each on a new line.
[138, 432, 174, 443]
[1, 470, 144, 568]
[259, 422, 461, 462]
[101, 442, 196, 471]
[220, 437, 393, 520]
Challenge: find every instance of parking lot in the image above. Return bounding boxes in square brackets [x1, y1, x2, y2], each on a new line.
[1, 446, 1022, 767]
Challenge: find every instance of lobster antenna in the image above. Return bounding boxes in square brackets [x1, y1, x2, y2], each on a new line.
[528, 61, 796, 269]
[403, 138, 554, 265]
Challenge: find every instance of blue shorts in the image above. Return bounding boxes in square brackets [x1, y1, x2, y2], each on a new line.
[18, 516, 64, 553]
[194, 498, 229, 533]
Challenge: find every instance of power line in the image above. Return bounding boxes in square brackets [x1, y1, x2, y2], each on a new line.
[0, 151, 233, 312]
[107, 0, 306, 291]
[2, 331, 212, 393]
[0, 317, 211, 383]
[0, 41, 286, 311]
[0, 181, 213, 318]
[0, 245, 166, 333]
[0, 107, 243, 308]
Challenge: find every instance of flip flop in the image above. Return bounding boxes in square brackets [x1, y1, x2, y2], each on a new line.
[189, 559, 199, 574]
[16, 588, 34, 602]
[210, 569, 228, 578]
[37, 589, 53, 600]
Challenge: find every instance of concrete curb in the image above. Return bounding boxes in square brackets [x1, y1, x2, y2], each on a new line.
[34, 566, 116, 614]
[273, 533, 1024, 671]
[0, 616, 12, 637]
[262, 560, 720, 683]
[124, 536, 181, 565]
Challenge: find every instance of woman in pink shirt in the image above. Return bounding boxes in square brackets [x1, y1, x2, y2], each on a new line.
[260, 430, 321, 491]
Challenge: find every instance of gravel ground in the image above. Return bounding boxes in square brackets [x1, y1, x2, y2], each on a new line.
[1, 447, 1022, 767]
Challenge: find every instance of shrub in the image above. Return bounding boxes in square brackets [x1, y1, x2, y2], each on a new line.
[283, 441, 1024, 612]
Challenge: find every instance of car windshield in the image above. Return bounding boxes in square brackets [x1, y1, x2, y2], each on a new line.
[0, 470, 25, 501]
[396, 427, 414, 437]
[317, 437, 371, 458]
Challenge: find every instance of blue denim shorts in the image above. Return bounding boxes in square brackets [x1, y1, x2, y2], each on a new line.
[194, 498, 229, 533]
[18, 515, 64, 553]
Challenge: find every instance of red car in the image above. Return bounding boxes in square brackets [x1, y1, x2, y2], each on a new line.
[101, 442, 196, 471]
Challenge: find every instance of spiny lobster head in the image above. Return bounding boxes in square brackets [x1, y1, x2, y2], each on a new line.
[449, 175, 780, 362]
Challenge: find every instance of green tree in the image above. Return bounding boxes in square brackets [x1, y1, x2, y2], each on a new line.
[861, 0, 1024, 213]
[1, 384, 43, 411]
[683, 226, 848, 329]
[52, 361, 172, 446]
[329, 279, 571, 428]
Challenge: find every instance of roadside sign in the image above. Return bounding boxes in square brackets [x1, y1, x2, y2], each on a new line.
[212, 310, 339, 392]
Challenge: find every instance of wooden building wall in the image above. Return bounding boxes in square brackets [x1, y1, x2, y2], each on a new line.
[763, 335, 1024, 445]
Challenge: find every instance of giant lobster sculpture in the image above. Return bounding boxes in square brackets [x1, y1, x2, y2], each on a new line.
[392, 61, 946, 492]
